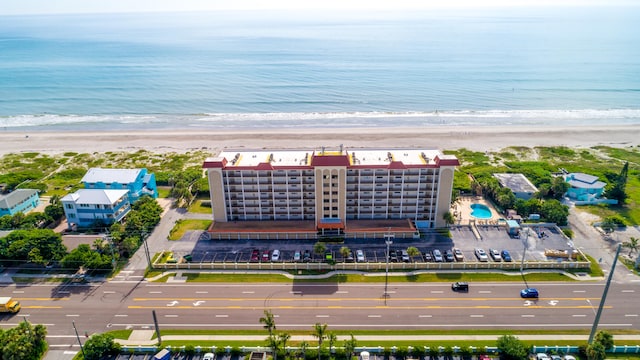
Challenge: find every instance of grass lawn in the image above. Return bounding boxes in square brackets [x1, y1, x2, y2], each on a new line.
[168, 219, 212, 240]
[188, 198, 213, 214]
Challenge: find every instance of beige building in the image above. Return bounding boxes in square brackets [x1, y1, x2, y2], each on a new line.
[203, 147, 459, 233]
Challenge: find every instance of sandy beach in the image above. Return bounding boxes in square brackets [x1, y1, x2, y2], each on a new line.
[0, 124, 638, 156]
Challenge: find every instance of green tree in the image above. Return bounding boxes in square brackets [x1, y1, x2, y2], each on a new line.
[540, 199, 569, 225]
[550, 176, 570, 199]
[0, 321, 47, 360]
[339, 246, 351, 261]
[586, 341, 606, 360]
[594, 330, 614, 350]
[605, 162, 628, 203]
[278, 332, 291, 358]
[260, 310, 277, 360]
[496, 334, 528, 360]
[298, 341, 309, 360]
[443, 211, 455, 227]
[407, 246, 420, 261]
[312, 323, 328, 360]
[0, 229, 67, 265]
[342, 334, 357, 360]
[314, 242, 327, 258]
[622, 237, 639, 256]
[327, 332, 337, 354]
[82, 333, 121, 360]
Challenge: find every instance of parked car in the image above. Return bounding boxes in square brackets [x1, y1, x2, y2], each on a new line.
[475, 248, 489, 262]
[356, 249, 365, 262]
[501, 249, 512, 262]
[489, 248, 501, 262]
[521, 288, 539, 298]
[250, 249, 260, 263]
[453, 248, 464, 262]
[293, 250, 302, 262]
[535, 353, 550, 360]
[203, 353, 215, 360]
[423, 251, 433, 262]
[271, 249, 280, 262]
[451, 281, 469, 292]
[388, 249, 398, 262]
[345, 250, 355, 262]
[401, 250, 410, 262]
[563, 356, 577, 360]
[261, 251, 270, 262]
[432, 249, 443, 262]
[303, 249, 311, 262]
[444, 250, 455, 262]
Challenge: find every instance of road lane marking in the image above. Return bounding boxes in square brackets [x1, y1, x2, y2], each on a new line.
[215, 315, 228, 318]
[572, 315, 587, 317]
[56, 291, 70, 294]
[103, 291, 115, 294]
[164, 315, 179, 318]
[521, 315, 535, 318]
[115, 314, 128, 317]
[470, 315, 484, 318]
[336, 291, 348, 294]
[12, 291, 24, 294]
[621, 290, 635, 293]
[66, 314, 80, 317]
[418, 315, 432, 318]
[573, 290, 586, 293]
[127, 304, 614, 310]
[316, 315, 330, 318]
[150, 291, 162, 294]
[430, 291, 443, 294]
[242, 291, 255, 294]
[478, 291, 492, 294]
[368, 315, 382, 318]
[625, 314, 638, 317]
[196, 291, 209, 294]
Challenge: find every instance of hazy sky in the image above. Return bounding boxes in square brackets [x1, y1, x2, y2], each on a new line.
[1, 0, 637, 15]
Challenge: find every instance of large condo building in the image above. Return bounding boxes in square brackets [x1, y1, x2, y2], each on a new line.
[203, 147, 459, 232]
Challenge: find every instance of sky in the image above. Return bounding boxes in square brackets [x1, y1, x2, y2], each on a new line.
[1, 0, 637, 15]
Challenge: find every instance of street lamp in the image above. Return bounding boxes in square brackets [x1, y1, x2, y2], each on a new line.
[383, 231, 394, 305]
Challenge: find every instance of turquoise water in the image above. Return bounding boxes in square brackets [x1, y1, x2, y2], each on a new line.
[1, 7, 639, 130]
[470, 204, 493, 219]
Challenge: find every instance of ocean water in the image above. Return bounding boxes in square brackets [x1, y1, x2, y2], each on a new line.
[0, 7, 639, 131]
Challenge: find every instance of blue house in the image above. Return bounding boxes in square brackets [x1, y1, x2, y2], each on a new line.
[0, 189, 40, 216]
[61, 189, 131, 230]
[81, 168, 158, 203]
[564, 173, 607, 202]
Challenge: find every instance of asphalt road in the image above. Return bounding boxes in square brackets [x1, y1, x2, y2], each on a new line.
[3, 279, 639, 350]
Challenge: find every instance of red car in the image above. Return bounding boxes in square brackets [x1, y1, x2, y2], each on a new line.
[250, 249, 260, 263]
[261, 250, 270, 262]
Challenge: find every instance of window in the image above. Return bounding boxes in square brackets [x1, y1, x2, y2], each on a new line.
[66, 204, 74, 209]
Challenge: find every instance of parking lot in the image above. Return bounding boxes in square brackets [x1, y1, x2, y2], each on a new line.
[163, 223, 575, 266]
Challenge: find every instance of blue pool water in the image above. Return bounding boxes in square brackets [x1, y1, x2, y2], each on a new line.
[470, 203, 492, 219]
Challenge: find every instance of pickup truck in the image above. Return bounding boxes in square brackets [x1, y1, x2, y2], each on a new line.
[0, 297, 21, 313]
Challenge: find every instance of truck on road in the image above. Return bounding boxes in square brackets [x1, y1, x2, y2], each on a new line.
[0, 297, 21, 313]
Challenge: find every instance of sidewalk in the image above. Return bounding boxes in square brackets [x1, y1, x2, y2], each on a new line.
[117, 330, 640, 347]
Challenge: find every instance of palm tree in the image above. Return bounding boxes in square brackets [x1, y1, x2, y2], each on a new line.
[443, 211, 455, 228]
[407, 246, 420, 261]
[622, 237, 639, 256]
[314, 242, 327, 259]
[260, 310, 277, 360]
[343, 334, 357, 360]
[312, 323, 328, 360]
[299, 341, 309, 360]
[278, 332, 291, 358]
[339, 246, 351, 262]
[327, 332, 337, 354]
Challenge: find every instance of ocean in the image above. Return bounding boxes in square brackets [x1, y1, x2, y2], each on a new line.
[0, 6, 639, 131]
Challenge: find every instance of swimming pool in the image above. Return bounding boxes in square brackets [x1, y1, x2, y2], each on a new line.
[470, 203, 492, 219]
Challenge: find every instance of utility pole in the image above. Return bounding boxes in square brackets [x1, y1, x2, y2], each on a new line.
[588, 243, 622, 344]
[141, 230, 152, 269]
[72, 320, 85, 358]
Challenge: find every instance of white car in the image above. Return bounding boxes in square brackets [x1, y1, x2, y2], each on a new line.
[356, 249, 365, 262]
[475, 248, 489, 262]
[433, 249, 444, 262]
[489, 248, 501, 262]
[203, 353, 216, 360]
[271, 249, 280, 262]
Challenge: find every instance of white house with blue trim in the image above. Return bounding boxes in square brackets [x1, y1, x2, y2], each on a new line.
[564, 172, 614, 204]
[61, 189, 130, 230]
[81, 168, 158, 203]
[0, 189, 40, 216]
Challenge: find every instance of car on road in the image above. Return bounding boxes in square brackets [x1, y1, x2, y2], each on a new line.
[444, 249, 455, 262]
[489, 248, 501, 262]
[261, 251, 270, 262]
[521, 288, 539, 298]
[451, 281, 469, 292]
[203, 353, 215, 360]
[303, 249, 311, 262]
[401, 250, 410, 262]
[271, 249, 280, 262]
[501, 249, 512, 262]
[422, 251, 433, 262]
[453, 248, 464, 262]
[293, 250, 301, 262]
[432, 249, 443, 262]
[356, 249, 365, 262]
[475, 248, 489, 262]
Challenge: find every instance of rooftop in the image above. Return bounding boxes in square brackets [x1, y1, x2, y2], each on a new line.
[82, 168, 143, 184]
[61, 189, 129, 205]
[493, 173, 538, 193]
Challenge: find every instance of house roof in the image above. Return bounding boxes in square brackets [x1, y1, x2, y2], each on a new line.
[565, 173, 606, 189]
[493, 173, 538, 194]
[82, 168, 143, 184]
[61, 189, 129, 205]
[0, 189, 39, 210]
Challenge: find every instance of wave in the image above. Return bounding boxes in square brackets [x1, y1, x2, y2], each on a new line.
[1, 109, 639, 131]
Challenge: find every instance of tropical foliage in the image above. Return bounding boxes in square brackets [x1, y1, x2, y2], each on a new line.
[0, 321, 48, 360]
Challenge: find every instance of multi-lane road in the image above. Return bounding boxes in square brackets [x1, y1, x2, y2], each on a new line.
[2, 279, 638, 349]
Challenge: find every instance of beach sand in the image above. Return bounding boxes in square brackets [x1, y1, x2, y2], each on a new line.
[0, 124, 638, 156]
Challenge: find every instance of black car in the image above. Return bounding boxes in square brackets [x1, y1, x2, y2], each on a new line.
[388, 249, 398, 262]
[423, 251, 433, 262]
[303, 249, 311, 262]
[451, 282, 469, 292]
[444, 250, 455, 262]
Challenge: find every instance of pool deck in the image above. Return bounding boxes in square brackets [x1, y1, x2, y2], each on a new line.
[451, 195, 503, 225]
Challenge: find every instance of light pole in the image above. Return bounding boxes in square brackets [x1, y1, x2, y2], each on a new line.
[383, 231, 394, 305]
[520, 227, 530, 275]
[588, 243, 622, 344]
[72, 320, 85, 358]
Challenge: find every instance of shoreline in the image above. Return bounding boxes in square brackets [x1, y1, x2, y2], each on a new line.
[1, 124, 638, 156]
